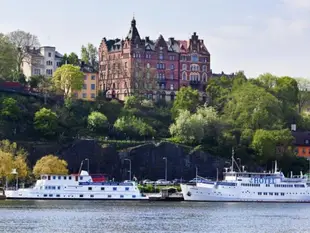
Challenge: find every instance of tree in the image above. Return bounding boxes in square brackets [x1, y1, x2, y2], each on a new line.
[52, 64, 84, 97]
[225, 83, 283, 130]
[0, 34, 17, 79]
[0, 150, 14, 181]
[171, 86, 200, 118]
[251, 129, 294, 162]
[34, 108, 58, 136]
[87, 111, 108, 133]
[169, 106, 221, 144]
[6, 30, 40, 73]
[33, 155, 68, 177]
[28, 75, 45, 89]
[67, 52, 79, 66]
[295, 78, 310, 113]
[81, 43, 98, 70]
[114, 116, 155, 139]
[0, 97, 21, 122]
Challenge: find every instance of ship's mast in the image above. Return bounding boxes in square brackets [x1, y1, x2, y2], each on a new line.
[231, 148, 234, 172]
[274, 161, 277, 173]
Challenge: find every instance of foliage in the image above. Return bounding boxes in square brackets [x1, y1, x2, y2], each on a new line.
[171, 86, 200, 118]
[67, 52, 80, 66]
[0, 97, 21, 121]
[0, 34, 17, 79]
[81, 43, 98, 70]
[87, 111, 108, 133]
[114, 116, 155, 139]
[169, 106, 221, 144]
[124, 96, 140, 109]
[33, 154, 68, 177]
[29, 75, 45, 89]
[52, 64, 84, 97]
[34, 108, 58, 136]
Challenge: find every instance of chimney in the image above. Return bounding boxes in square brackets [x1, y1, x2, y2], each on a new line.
[145, 36, 150, 42]
[291, 124, 296, 131]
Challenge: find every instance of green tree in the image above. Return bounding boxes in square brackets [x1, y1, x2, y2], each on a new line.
[169, 106, 221, 144]
[81, 43, 98, 70]
[34, 108, 58, 136]
[114, 116, 155, 139]
[0, 97, 20, 121]
[295, 78, 310, 113]
[251, 129, 294, 162]
[67, 52, 79, 66]
[33, 155, 68, 177]
[28, 75, 45, 89]
[87, 111, 108, 133]
[0, 34, 17, 79]
[6, 30, 40, 73]
[171, 86, 200, 118]
[225, 83, 283, 130]
[52, 64, 84, 98]
[124, 96, 140, 109]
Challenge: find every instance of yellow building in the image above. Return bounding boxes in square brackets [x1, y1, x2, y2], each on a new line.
[73, 62, 98, 101]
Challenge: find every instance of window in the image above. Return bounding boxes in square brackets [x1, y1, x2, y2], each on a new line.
[90, 195, 94, 198]
[88, 187, 92, 191]
[49, 194, 53, 197]
[44, 194, 47, 197]
[182, 64, 187, 70]
[170, 64, 174, 70]
[46, 69, 53, 75]
[91, 75, 96, 80]
[120, 195, 124, 198]
[53, 176, 56, 180]
[84, 75, 87, 80]
[191, 54, 198, 62]
[83, 84, 87, 89]
[108, 195, 111, 198]
[91, 84, 95, 90]
[101, 187, 105, 191]
[46, 61, 53, 66]
[132, 195, 136, 198]
[56, 62, 61, 67]
[159, 53, 164, 60]
[34, 69, 41, 75]
[146, 63, 150, 69]
[48, 52, 51, 57]
[80, 195, 84, 198]
[170, 84, 174, 90]
[56, 194, 60, 197]
[125, 187, 129, 191]
[170, 73, 174, 79]
[125, 62, 127, 68]
[58, 186, 61, 190]
[91, 93, 95, 99]
[182, 72, 187, 80]
[202, 65, 207, 72]
[69, 176, 72, 180]
[113, 187, 117, 191]
[82, 93, 87, 98]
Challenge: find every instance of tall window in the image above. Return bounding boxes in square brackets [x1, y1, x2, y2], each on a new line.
[182, 72, 187, 80]
[191, 54, 198, 62]
[182, 64, 187, 70]
[159, 53, 164, 60]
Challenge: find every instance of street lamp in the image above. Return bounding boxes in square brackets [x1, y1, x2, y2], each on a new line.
[124, 159, 132, 180]
[163, 157, 167, 181]
[84, 158, 90, 174]
[11, 169, 18, 190]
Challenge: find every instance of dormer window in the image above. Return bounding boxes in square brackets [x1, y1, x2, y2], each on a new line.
[159, 53, 164, 60]
[136, 44, 139, 48]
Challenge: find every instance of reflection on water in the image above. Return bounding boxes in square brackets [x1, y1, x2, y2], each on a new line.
[0, 200, 310, 233]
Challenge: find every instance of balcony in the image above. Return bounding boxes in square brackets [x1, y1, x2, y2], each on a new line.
[189, 80, 201, 85]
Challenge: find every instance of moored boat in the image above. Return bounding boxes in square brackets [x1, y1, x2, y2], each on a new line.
[5, 170, 148, 200]
[181, 151, 310, 202]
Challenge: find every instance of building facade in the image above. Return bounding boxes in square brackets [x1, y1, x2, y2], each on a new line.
[98, 18, 211, 101]
[73, 62, 98, 101]
[22, 46, 63, 79]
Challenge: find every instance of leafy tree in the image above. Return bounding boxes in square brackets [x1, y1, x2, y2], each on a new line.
[295, 78, 310, 113]
[171, 86, 200, 118]
[13, 154, 29, 180]
[29, 75, 45, 89]
[67, 52, 80, 66]
[114, 116, 155, 139]
[81, 43, 98, 70]
[6, 30, 40, 73]
[124, 96, 140, 109]
[169, 106, 221, 144]
[52, 64, 84, 97]
[225, 83, 283, 130]
[0, 150, 14, 180]
[251, 129, 294, 162]
[34, 108, 58, 136]
[0, 139, 28, 157]
[87, 111, 108, 133]
[33, 155, 68, 177]
[255, 73, 277, 90]
[0, 97, 21, 121]
[0, 34, 17, 79]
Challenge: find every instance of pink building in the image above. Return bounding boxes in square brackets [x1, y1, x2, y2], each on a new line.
[98, 18, 210, 101]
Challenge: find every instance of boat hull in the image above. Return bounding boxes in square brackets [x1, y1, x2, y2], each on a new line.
[181, 184, 310, 203]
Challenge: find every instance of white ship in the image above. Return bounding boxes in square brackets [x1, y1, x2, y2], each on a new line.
[181, 152, 310, 202]
[5, 170, 148, 200]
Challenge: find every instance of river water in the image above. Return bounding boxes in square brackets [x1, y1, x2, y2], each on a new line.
[0, 200, 310, 233]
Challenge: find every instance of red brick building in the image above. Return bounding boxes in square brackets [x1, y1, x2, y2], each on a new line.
[98, 18, 210, 101]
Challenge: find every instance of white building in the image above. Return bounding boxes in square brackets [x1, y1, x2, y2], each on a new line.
[22, 46, 63, 80]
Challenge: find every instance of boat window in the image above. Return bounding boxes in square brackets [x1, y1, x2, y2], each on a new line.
[48, 176, 51, 180]
[101, 187, 105, 191]
[90, 195, 94, 198]
[281, 193, 285, 196]
[113, 187, 117, 191]
[58, 176, 61, 180]
[132, 195, 136, 198]
[69, 176, 72, 180]
[64, 176, 67, 180]
[275, 193, 278, 196]
[58, 186, 61, 190]
[125, 187, 129, 191]
[52, 186, 56, 190]
[88, 187, 92, 191]
[258, 192, 262, 195]
[49, 194, 53, 197]
[80, 176, 83, 180]
[56, 194, 60, 197]
[120, 195, 124, 198]
[80, 194, 83, 198]
[108, 195, 111, 198]
[44, 194, 47, 197]
[269, 192, 273, 195]
[263, 192, 267, 195]
[53, 176, 56, 180]
[75, 176, 78, 181]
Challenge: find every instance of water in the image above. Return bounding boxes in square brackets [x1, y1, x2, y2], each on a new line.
[0, 200, 310, 233]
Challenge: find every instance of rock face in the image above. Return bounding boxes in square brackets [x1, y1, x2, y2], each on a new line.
[57, 140, 229, 181]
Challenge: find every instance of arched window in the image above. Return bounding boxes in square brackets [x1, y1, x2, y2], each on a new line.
[182, 64, 187, 70]
[182, 72, 187, 80]
[202, 73, 208, 82]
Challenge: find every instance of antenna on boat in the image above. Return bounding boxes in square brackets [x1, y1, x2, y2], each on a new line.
[274, 161, 278, 173]
[231, 148, 234, 172]
[78, 160, 84, 175]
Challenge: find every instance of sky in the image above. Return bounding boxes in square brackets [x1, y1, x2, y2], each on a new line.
[1, 0, 310, 78]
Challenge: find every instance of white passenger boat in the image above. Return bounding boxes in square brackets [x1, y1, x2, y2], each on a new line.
[5, 170, 148, 200]
[181, 153, 310, 202]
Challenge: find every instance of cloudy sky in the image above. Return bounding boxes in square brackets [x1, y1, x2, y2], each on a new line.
[1, 0, 309, 78]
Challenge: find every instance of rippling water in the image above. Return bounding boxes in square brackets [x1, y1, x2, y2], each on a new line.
[0, 200, 310, 233]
